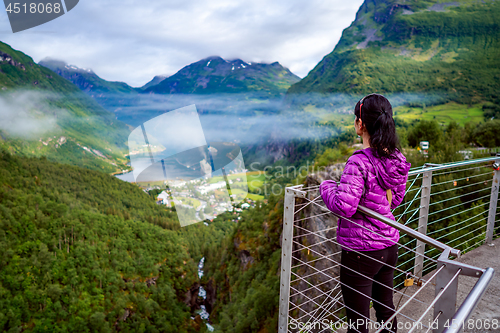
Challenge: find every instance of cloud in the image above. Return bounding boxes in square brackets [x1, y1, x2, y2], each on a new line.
[0, 0, 364, 86]
[102, 91, 448, 147]
[0, 90, 63, 139]
[95, 92, 341, 145]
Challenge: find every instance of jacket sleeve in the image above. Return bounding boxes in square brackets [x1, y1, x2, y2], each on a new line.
[390, 176, 408, 209]
[320, 157, 365, 218]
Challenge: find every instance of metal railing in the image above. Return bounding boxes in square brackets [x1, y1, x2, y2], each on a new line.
[278, 156, 499, 333]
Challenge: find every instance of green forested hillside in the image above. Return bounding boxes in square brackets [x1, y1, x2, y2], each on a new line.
[0, 41, 130, 173]
[288, 0, 500, 106]
[204, 194, 284, 332]
[0, 149, 237, 332]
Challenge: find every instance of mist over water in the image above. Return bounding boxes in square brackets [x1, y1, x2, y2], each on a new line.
[99, 91, 443, 146]
[284, 91, 446, 111]
[99, 92, 335, 145]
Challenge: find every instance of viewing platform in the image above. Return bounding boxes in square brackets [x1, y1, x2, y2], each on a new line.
[394, 242, 499, 333]
[278, 156, 500, 333]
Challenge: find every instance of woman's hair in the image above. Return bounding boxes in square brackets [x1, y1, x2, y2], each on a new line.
[354, 94, 400, 158]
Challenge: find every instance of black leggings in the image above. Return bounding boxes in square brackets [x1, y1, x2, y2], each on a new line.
[340, 244, 398, 333]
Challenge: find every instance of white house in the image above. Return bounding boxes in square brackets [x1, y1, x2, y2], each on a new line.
[157, 191, 170, 205]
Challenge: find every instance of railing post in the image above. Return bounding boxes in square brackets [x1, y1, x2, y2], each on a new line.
[278, 186, 305, 333]
[485, 157, 500, 244]
[434, 251, 460, 333]
[415, 169, 432, 278]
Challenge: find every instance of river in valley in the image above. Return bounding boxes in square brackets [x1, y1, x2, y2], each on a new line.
[196, 257, 214, 332]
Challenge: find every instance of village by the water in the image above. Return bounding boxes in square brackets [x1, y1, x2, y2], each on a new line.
[139, 170, 263, 224]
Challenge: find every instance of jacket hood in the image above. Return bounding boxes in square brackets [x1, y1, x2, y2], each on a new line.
[354, 148, 411, 190]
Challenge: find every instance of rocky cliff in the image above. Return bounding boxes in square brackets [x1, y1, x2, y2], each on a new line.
[290, 163, 345, 317]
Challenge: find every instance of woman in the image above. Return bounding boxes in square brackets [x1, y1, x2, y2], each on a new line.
[320, 94, 410, 333]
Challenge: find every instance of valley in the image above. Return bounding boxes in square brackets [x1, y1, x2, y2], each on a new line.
[1, 0, 500, 332]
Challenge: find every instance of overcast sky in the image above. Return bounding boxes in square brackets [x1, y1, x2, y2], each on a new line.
[0, 0, 364, 87]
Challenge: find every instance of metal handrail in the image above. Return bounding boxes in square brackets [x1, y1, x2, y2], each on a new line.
[442, 267, 495, 333]
[357, 205, 461, 258]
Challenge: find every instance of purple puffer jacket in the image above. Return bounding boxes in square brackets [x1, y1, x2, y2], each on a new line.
[320, 147, 411, 251]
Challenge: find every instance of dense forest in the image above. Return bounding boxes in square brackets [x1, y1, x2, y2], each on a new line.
[0, 148, 236, 332]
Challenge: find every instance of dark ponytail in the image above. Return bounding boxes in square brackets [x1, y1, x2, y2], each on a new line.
[354, 94, 400, 158]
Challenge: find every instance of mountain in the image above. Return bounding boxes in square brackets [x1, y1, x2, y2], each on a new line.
[39, 58, 137, 95]
[0, 41, 130, 172]
[39, 58, 141, 117]
[140, 74, 169, 90]
[144, 56, 301, 95]
[288, 0, 500, 107]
